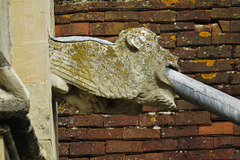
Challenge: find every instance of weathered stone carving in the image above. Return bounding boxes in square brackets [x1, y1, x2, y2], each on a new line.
[49, 28, 179, 115]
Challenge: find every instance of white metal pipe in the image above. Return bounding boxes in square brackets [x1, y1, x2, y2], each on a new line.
[166, 68, 240, 125]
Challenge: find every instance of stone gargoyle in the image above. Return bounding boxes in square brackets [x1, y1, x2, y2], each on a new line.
[49, 27, 179, 115]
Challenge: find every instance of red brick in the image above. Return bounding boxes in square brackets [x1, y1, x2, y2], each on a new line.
[177, 10, 211, 22]
[164, 149, 236, 159]
[59, 158, 68, 160]
[211, 23, 222, 34]
[160, 22, 195, 32]
[70, 142, 106, 156]
[159, 0, 195, 9]
[124, 1, 160, 10]
[180, 59, 234, 73]
[54, 3, 89, 15]
[140, 23, 160, 34]
[123, 128, 160, 140]
[89, 1, 125, 11]
[236, 150, 240, 160]
[106, 140, 142, 154]
[214, 136, 240, 148]
[58, 117, 69, 127]
[195, 24, 211, 32]
[199, 122, 234, 135]
[212, 7, 240, 19]
[59, 143, 70, 156]
[219, 20, 230, 32]
[70, 158, 89, 160]
[234, 124, 240, 135]
[140, 11, 176, 23]
[177, 31, 211, 47]
[231, 20, 240, 32]
[174, 100, 200, 110]
[87, 128, 123, 140]
[196, 0, 231, 8]
[198, 45, 232, 58]
[124, 22, 140, 29]
[104, 36, 118, 43]
[142, 105, 158, 112]
[139, 114, 175, 127]
[178, 137, 214, 149]
[105, 22, 125, 36]
[211, 113, 226, 121]
[231, 72, 240, 84]
[171, 47, 197, 59]
[175, 111, 211, 126]
[105, 11, 139, 21]
[90, 23, 106, 36]
[58, 128, 86, 141]
[212, 32, 240, 44]
[90, 154, 124, 160]
[159, 33, 176, 49]
[232, 0, 240, 6]
[142, 139, 178, 152]
[71, 12, 104, 22]
[55, 23, 89, 37]
[193, 72, 230, 84]
[125, 153, 163, 160]
[233, 45, 240, 58]
[104, 115, 138, 127]
[55, 15, 71, 24]
[216, 84, 240, 95]
[69, 114, 103, 127]
[162, 126, 198, 138]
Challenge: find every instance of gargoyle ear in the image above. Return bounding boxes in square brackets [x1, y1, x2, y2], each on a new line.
[126, 29, 148, 50]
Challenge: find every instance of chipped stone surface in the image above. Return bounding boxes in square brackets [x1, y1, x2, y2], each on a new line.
[50, 28, 179, 115]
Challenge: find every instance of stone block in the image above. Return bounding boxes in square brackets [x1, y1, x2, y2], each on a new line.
[11, 14, 23, 48]
[26, 83, 51, 140]
[199, 122, 234, 135]
[175, 111, 211, 126]
[142, 139, 178, 152]
[106, 140, 143, 154]
[40, 140, 54, 160]
[162, 126, 198, 138]
[12, 42, 48, 83]
[177, 10, 211, 22]
[140, 11, 176, 23]
[105, 11, 139, 21]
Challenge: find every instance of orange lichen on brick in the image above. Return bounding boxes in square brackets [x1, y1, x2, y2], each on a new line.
[201, 73, 217, 79]
[151, 118, 156, 122]
[62, 14, 71, 19]
[193, 59, 216, 66]
[143, 24, 149, 28]
[199, 31, 211, 37]
[170, 35, 176, 41]
[161, 0, 180, 6]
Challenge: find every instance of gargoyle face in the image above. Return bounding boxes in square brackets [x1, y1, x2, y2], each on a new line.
[115, 28, 180, 109]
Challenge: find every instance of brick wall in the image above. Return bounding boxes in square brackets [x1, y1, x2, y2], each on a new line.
[55, 1, 240, 159]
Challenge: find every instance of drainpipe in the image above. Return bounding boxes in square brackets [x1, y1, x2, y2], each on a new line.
[166, 68, 240, 126]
